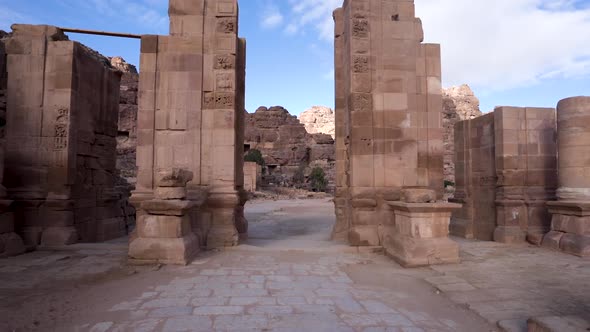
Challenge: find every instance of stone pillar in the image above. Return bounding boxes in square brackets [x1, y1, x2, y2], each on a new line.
[387, 191, 461, 267]
[129, 169, 202, 265]
[0, 37, 25, 256]
[131, 0, 246, 258]
[544, 96, 590, 257]
[4, 25, 126, 247]
[335, 0, 451, 248]
[332, 7, 351, 241]
[201, 0, 244, 248]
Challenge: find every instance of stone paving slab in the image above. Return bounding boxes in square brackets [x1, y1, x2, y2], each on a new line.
[1, 199, 589, 331]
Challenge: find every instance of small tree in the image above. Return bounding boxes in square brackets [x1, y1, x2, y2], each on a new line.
[244, 149, 265, 166]
[310, 167, 327, 192]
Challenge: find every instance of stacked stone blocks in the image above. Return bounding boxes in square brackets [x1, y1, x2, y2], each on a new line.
[451, 107, 558, 244]
[333, 0, 460, 266]
[129, 169, 202, 265]
[3, 25, 129, 247]
[131, 0, 246, 263]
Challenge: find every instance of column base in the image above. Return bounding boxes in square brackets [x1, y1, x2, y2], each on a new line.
[40, 226, 78, 246]
[494, 199, 527, 244]
[383, 202, 462, 268]
[0, 232, 26, 257]
[543, 201, 590, 257]
[129, 233, 200, 265]
[348, 225, 380, 246]
[493, 226, 526, 244]
[206, 191, 240, 249]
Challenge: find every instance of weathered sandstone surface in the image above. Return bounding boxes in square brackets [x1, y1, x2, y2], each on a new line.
[299, 106, 336, 139]
[245, 106, 335, 190]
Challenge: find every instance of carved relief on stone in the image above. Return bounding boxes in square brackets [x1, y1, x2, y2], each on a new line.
[216, 18, 236, 34]
[352, 19, 369, 38]
[350, 93, 372, 112]
[54, 107, 69, 150]
[216, 72, 234, 91]
[352, 56, 369, 73]
[215, 92, 235, 109]
[214, 55, 235, 70]
[203, 92, 215, 109]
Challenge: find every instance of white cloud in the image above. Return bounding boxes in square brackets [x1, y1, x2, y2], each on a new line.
[260, 2, 284, 29]
[416, 0, 590, 91]
[55, 0, 168, 32]
[281, 0, 590, 93]
[285, 0, 340, 41]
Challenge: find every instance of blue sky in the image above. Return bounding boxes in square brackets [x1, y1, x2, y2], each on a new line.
[1, 0, 589, 116]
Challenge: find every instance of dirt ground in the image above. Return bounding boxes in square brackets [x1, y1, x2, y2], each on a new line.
[0, 198, 588, 331]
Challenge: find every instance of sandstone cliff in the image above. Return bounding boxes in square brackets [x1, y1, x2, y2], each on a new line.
[299, 106, 335, 139]
[245, 106, 335, 190]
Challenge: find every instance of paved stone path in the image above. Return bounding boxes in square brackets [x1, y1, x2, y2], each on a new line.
[0, 198, 588, 332]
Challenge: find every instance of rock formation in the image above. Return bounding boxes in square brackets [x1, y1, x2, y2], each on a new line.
[299, 106, 336, 139]
[442, 85, 483, 195]
[245, 106, 335, 190]
[111, 57, 138, 188]
[109, 56, 138, 74]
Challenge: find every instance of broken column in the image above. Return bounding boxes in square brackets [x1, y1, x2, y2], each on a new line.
[387, 189, 461, 267]
[129, 169, 202, 265]
[3, 25, 127, 247]
[131, 0, 246, 261]
[544, 96, 590, 257]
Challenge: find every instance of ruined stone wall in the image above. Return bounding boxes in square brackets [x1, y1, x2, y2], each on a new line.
[451, 107, 557, 243]
[243, 161, 260, 192]
[334, 0, 445, 246]
[3, 25, 130, 246]
[442, 85, 482, 196]
[494, 107, 557, 243]
[0, 32, 6, 129]
[451, 113, 496, 240]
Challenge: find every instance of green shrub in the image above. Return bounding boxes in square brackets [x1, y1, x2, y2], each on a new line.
[292, 164, 306, 185]
[444, 180, 455, 188]
[310, 167, 327, 192]
[244, 149, 265, 166]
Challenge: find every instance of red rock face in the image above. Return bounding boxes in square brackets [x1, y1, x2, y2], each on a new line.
[245, 106, 335, 190]
[116, 72, 138, 187]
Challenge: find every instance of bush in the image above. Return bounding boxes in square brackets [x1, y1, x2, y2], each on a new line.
[292, 164, 306, 185]
[310, 167, 327, 192]
[244, 149, 265, 166]
[444, 180, 455, 188]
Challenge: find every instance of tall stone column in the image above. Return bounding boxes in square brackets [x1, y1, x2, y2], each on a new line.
[131, 0, 246, 261]
[332, 7, 351, 241]
[0, 37, 25, 256]
[334, 0, 456, 256]
[544, 96, 590, 257]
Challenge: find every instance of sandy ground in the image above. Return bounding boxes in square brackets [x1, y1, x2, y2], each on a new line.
[0, 198, 588, 331]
